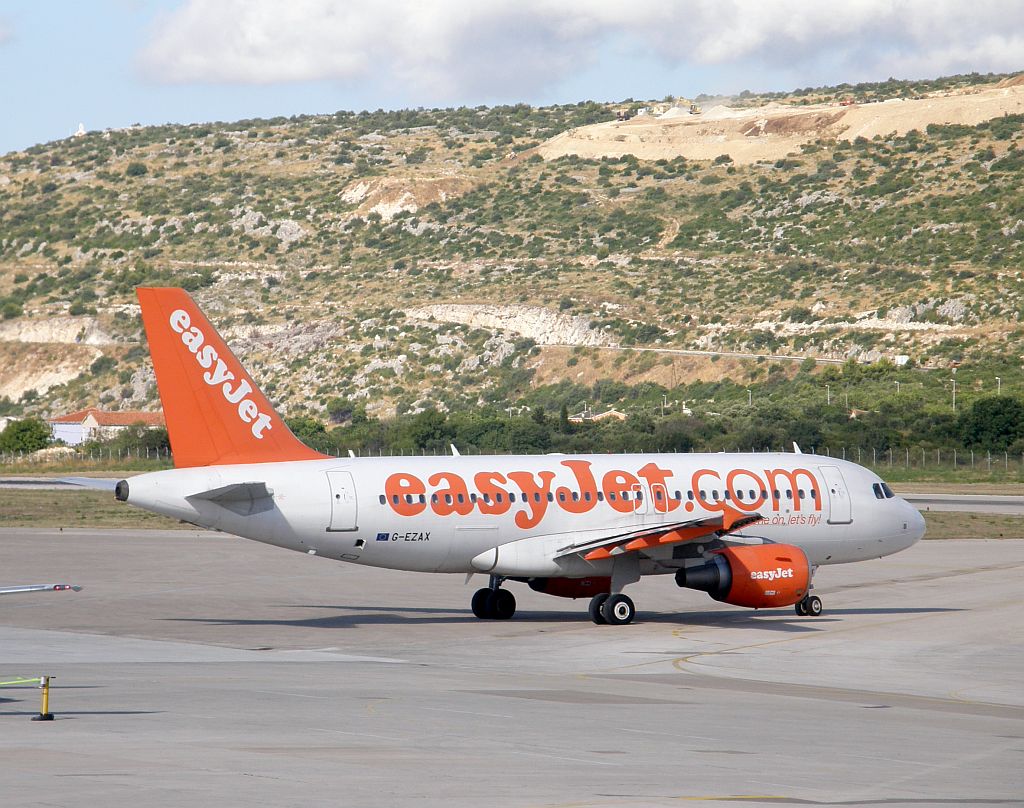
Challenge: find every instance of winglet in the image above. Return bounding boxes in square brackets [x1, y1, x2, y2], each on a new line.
[137, 287, 326, 468]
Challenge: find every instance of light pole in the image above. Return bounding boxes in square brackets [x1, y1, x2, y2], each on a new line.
[996, 376, 1002, 395]
[662, 394, 667, 416]
[894, 381, 901, 394]
[747, 389, 752, 407]
[826, 384, 831, 405]
[950, 378, 957, 411]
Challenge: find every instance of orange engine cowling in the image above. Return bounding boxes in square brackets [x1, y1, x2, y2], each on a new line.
[528, 576, 611, 599]
[675, 544, 810, 608]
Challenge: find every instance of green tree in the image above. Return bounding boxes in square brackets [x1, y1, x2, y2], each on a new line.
[958, 396, 1024, 451]
[0, 418, 50, 453]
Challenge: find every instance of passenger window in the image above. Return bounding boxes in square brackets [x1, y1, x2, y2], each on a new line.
[559, 492, 566, 502]
[584, 491, 592, 502]
[773, 489, 781, 499]
[379, 494, 386, 505]
[482, 493, 491, 504]
[597, 491, 605, 502]
[509, 492, 517, 503]
[724, 490, 731, 500]
[457, 494, 465, 504]
[712, 490, 719, 500]
[534, 492, 541, 502]
[391, 495, 399, 504]
[785, 490, 793, 500]
[496, 493, 504, 503]
[655, 489, 663, 501]
[547, 492, 554, 502]
[636, 490, 643, 501]
[798, 489, 805, 499]
[749, 489, 756, 500]
[687, 490, 694, 501]
[469, 493, 477, 503]
[810, 489, 817, 500]
[761, 489, 768, 499]
[622, 491, 631, 501]
[735, 490, 744, 501]
[419, 494, 426, 504]
[431, 494, 439, 504]
[609, 492, 617, 501]
[405, 494, 413, 504]
[699, 489, 706, 500]
[445, 494, 453, 505]
[674, 490, 682, 500]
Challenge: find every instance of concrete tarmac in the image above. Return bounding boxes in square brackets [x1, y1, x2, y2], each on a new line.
[1, 528, 1022, 807]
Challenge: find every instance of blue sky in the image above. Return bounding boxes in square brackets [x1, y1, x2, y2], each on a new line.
[2, 1, 1022, 156]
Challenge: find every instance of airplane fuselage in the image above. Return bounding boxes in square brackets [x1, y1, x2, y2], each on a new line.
[122, 452, 924, 579]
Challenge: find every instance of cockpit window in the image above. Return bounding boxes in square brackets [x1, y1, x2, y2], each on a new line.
[872, 483, 885, 500]
[880, 483, 895, 499]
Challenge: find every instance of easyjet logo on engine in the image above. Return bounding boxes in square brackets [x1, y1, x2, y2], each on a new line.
[384, 461, 823, 529]
[750, 567, 794, 581]
[169, 309, 273, 439]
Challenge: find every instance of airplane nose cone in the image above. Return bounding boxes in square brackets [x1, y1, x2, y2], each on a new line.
[906, 502, 927, 543]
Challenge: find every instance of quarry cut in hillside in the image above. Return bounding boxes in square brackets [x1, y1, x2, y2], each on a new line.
[341, 175, 474, 221]
[404, 304, 611, 346]
[538, 84, 1024, 164]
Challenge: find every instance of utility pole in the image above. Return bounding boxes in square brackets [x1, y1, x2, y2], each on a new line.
[951, 378, 957, 411]
[662, 394, 667, 416]
[826, 384, 831, 406]
[996, 376, 1002, 395]
[894, 381, 901, 394]
[747, 389, 752, 407]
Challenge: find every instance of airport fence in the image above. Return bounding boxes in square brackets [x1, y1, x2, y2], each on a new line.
[1, 444, 1023, 476]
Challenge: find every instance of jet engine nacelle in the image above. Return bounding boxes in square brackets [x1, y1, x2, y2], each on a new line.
[527, 576, 611, 599]
[675, 544, 810, 608]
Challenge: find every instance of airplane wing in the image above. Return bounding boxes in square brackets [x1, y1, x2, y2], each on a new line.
[555, 506, 764, 561]
[0, 584, 81, 596]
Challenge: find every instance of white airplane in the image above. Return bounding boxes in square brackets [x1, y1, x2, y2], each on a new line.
[75, 288, 926, 625]
[0, 584, 81, 596]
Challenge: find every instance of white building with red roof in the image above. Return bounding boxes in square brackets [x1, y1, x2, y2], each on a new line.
[49, 407, 165, 445]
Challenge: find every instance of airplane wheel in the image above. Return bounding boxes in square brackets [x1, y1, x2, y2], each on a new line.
[805, 595, 823, 617]
[588, 593, 610, 625]
[601, 593, 635, 626]
[471, 588, 493, 619]
[794, 598, 807, 616]
[490, 588, 516, 620]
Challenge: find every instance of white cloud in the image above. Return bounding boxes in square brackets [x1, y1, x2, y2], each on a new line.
[139, 1, 1024, 99]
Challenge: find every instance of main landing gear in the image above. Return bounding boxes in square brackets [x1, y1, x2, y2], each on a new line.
[471, 576, 516, 620]
[588, 592, 636, 625]
[795, 594, 823, 617]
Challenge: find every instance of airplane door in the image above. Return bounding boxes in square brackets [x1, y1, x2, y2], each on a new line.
[818, 465, 852, 525]
[326, 471, 358, 532]
[630, 483, 649, 519]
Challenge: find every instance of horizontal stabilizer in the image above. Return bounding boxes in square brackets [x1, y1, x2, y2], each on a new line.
[186, 481, 274, 516]
[60, 477, 119, 491]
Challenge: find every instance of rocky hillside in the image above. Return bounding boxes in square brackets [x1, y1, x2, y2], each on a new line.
[1, 71, 1023, 423]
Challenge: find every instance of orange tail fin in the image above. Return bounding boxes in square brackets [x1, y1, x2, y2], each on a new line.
[137, 287, 325, 468]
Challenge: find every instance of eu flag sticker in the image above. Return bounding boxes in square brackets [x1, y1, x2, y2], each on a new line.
[376, 532, 390, 542]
